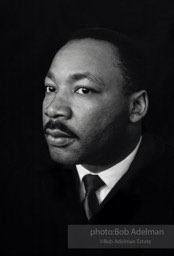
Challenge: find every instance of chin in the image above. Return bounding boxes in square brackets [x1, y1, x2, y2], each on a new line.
[49, 148, 80, 165]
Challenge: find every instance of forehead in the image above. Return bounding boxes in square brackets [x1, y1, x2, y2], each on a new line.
[48, 39, 122, 84]
[56, 39, 116, 65]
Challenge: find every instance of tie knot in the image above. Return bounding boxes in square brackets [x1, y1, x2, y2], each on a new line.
[83, 174, 105, 195]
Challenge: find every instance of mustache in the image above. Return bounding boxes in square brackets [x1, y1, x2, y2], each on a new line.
[44, 120, 78, 138]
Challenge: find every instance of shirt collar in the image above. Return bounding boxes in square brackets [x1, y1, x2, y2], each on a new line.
[76, 136, 142, 189]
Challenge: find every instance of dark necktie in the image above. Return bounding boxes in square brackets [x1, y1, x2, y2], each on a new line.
[82, 174, 105, 219]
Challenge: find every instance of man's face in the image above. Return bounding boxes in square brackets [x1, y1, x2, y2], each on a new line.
[43, 39, 130, 166]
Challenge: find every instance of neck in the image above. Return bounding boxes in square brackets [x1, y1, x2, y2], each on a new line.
[82, 132, 141, 173]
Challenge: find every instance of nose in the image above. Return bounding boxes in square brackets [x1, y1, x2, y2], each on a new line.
[43, 92, 72, 120]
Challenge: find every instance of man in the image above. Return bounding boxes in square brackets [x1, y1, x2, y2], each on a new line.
[43, 28, 148, 173]
[41, 28, 174, 254]
[2, 28, 173, 255]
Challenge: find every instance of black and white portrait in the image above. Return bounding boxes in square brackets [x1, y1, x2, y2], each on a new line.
[1, 1, 174, 255]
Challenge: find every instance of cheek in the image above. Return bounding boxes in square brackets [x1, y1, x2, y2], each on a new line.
[42, 100, 49, 124]
[73, 97, 129, 140]
[74, 104, 119, 135]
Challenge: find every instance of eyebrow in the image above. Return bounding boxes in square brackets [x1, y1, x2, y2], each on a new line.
[46, 71, 56, 83]
[69, 72, 105, 87]
[46, 71, 105, 87]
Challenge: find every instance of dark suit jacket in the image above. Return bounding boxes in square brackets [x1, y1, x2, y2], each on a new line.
[1, 134, 174, 255]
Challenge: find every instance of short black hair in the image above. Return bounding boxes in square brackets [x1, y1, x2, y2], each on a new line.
[67, 27, 148, 96]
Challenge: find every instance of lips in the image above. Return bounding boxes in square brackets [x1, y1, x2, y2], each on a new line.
[46, 128, 73, 138]
[45, 128, 75, 147]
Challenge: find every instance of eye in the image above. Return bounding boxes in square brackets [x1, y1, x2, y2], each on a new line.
[45, 85, 56, 93]
[75, 87, 95, 95]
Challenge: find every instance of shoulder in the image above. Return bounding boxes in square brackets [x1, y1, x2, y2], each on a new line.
[137, 133, 174, 166]
[136, 133, 174, 193]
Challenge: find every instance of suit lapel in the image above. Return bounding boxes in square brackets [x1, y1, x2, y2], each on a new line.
[61, 165, 88, 224]
[89, 134, 162, 224]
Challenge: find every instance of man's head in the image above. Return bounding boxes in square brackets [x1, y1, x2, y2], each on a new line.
[42, 28, 148, 171]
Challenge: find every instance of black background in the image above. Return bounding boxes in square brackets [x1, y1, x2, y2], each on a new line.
[1, 0, 174, 175]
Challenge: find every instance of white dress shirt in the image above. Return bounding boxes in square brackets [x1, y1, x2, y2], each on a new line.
[76, 137, 142, 205]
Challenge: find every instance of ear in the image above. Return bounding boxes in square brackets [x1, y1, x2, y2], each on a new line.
[129, 90, 149, 123]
